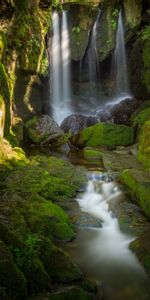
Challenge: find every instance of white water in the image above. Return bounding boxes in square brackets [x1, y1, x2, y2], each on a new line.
[111, 10, 132, 104]
[75, 172, 149, 300]
[51, 11, 72, 124]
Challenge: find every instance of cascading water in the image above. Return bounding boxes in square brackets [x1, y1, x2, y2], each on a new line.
[87, 9, 101, 94]
[112, 10, 132, 103]
[51, 11, 72, 124]
[69, 172, 150, 300]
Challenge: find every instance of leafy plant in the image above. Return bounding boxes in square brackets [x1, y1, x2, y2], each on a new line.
[141, 26, 150, 41]
[11, 233, 42, 269]
[72, 26, 81, 34]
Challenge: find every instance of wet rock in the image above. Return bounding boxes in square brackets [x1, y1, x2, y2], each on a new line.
[25, 115, 64, 146]
[60, 114, 99, 135]
[69, 6, 98, 61]
[110, 98, 140, 126]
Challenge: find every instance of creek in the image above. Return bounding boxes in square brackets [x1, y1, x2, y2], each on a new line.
[64, 157, 150, 300]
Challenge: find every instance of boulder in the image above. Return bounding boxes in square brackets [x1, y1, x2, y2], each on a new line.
[60, 114, 99, 135]
[110, 97, 140, 125]
[121, 169, 150, 218]
[25, 115, 64, 145]
[73, 123, 135, 148]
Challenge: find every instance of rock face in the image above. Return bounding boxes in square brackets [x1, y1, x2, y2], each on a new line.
[60, 114, 99, 135]
[69, 6, 98, 61]
[96, 0, 119, 62]
[25, 115, 64, 145]
[129, 25, 150, 100]
[73, 123, 135, 148]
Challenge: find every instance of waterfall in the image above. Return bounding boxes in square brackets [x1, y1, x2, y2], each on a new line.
[112, 10, 132, 102]
[51, 11, 72, 124]
[87, 9, 101, 94]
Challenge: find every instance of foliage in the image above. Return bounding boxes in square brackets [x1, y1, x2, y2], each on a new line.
[141, 26, 150, 41]
[72, 26, 81, 33]
[111, 8, 119, 31]
[11, 233, 41, 269]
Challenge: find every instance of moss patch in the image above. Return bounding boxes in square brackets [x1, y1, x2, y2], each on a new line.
[77, 123, 134, 148]
[137, 120, 150, 169]
[121, 169, 150, 218]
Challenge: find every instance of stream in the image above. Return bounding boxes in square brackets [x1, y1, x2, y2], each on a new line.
[65, 165, 150, 300]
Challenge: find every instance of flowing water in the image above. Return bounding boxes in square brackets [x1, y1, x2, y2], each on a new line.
[67, 170, 150, 300]
[109, 10, 132, 105]
[51, 11, 72, 124]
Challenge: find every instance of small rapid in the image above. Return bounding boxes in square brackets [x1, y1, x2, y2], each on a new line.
[71, 172, 150, 300]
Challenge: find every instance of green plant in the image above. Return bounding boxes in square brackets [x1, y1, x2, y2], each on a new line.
[11, 233, 42, 269]
[111, 19, 117, 31]
[112, 8, 119, 18]
[72, 26, 81, 34]
[141, 26, 150, 41]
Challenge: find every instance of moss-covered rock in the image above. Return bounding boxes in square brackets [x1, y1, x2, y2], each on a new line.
[121, 169, 150, 218]
[83, 147, 103, 159]
[70, 6, 98, 61]
[0, 240, 27, 299]
[24, 194, 75, 241]
[137, 120, 150, 169]
[123, 0, 142, 30]
[75, 123, 134, 148]
[97, 0, 119, 62]
[0, 138, 27, 165]
[132, 106, 150, 127]
[25, 115, 64, 145]
[40, 238, 82, 283]
[129, 26, 150, 99]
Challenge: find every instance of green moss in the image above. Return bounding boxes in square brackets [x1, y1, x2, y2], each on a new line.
[140, 26, 150, 94]
[25, 116, 49, 144]
[121, 169, 150, 218]
[40, 238, 82, 283]
[83, 148, 103, 159]
[0, 32, 5, 61]
[0, 63, 11, 136]
[0, 138, 28, 165]
[133, 107, 150, 127]
[79, 123, 134, 148]
[25, 194, 74, 241]
[0, 240, 27, 299]
[137, 120, 150, 169]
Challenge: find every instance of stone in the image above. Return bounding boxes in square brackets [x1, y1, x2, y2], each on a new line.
[0, 240, 27, 299]
[60, 114, 99, 135]
[110, 97, 140, 126]
[129, 25, 150, 99]
[73, 123, 135, 149]
[25, 115, 64, 145]
[121, 168, 150, 218]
